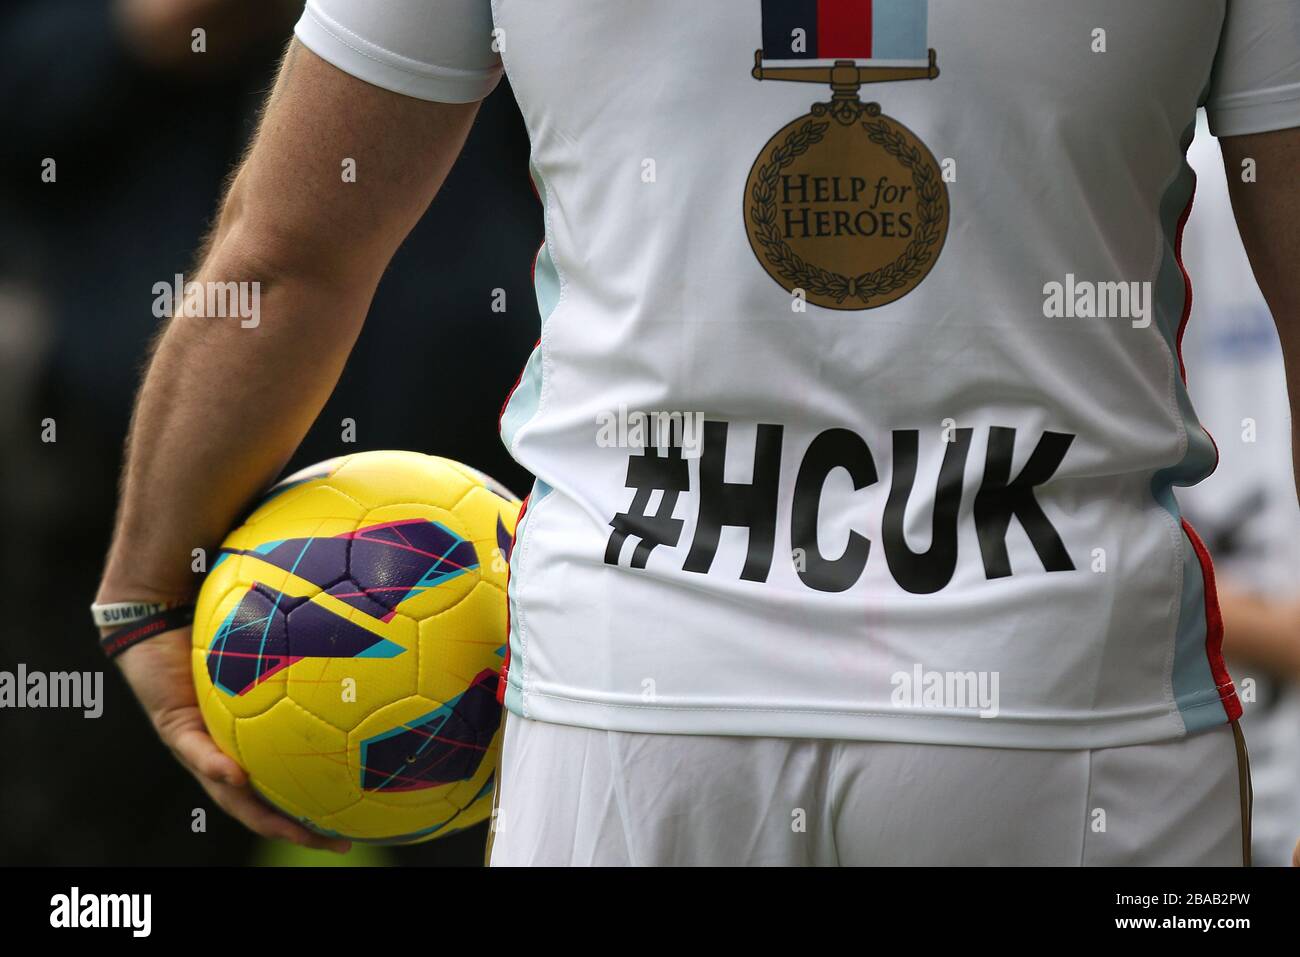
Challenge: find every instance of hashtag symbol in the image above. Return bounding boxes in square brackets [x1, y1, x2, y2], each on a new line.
[605, 431, 690, 569]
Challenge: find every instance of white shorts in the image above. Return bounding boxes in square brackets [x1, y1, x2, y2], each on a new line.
[487, 714, 1251, 866]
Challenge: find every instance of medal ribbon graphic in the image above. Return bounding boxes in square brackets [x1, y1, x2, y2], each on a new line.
[745, 0, 948, 310]
[760, 0, 931, 69]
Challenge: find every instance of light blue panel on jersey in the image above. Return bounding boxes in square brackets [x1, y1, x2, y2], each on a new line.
[500, 159, 561, 717]
[872, 0, 929, 62]
[500, 161, 562, 453]
[1149, 113, 1231, 734]
[500, 349, 543, 451]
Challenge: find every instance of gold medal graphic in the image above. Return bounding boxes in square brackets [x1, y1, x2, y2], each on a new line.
[746, 50, 949, 310]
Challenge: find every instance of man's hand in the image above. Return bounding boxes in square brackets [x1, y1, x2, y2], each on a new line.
[113, 629, 349, 851]
[97, 39, 480, 846]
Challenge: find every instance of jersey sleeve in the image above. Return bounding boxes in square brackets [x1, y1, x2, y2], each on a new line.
[1205, 0, 1300, 136]
[294, 0, 502, 104]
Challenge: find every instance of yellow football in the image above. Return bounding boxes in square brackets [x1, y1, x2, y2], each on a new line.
[192, 450, 519, 844]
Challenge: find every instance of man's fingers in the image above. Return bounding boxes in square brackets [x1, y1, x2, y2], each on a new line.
[179, 732, 351, 853]
[153, 699, 246, 786]
[171, 725, 247, 786]
[113, 625, 348, 852]
[201, 778, 351, 854]
[114, 631, 245, 785]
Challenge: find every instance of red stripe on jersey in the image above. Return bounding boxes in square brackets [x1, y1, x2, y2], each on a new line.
[1168, 179, 1233, 723]
[1171, 178, 1223, 516]
[817, 0, 873, 59]
[1181, 519, 1241, 722]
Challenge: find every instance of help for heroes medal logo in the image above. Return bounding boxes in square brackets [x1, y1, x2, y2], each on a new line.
[745, 3, 948, 310]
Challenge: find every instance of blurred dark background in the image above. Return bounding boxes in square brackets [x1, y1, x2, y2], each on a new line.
[0, 0, 540, 865]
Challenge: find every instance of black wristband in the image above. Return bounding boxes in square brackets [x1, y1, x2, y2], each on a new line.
[99, 605, 195, 659]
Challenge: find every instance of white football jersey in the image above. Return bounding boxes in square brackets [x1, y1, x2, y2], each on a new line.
[295, 0, 1300, 747]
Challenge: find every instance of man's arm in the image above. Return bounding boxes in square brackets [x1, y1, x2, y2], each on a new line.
[1220, 129, 1300, 496]
[96, 39, 479, 849]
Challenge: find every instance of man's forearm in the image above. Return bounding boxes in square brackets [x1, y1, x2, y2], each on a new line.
[97, 244, 374, 603]
[94, 38, 481, 607]
[1221, 130, 1300, 497]
[84, 38, 481, 850]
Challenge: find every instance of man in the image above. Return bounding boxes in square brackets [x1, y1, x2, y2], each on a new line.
[97, 1, 1300, 865]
